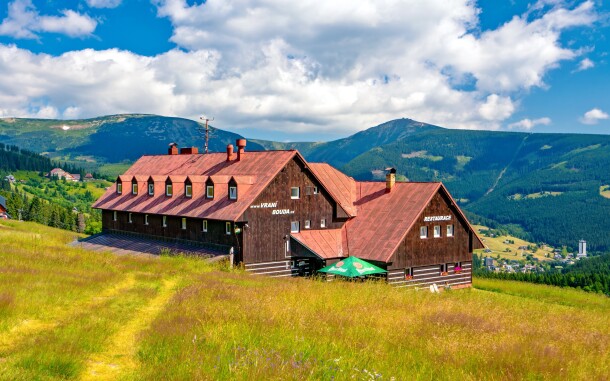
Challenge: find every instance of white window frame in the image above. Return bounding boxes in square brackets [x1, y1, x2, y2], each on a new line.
[128, 213, 133, 223]
[229, 186, 237, 200]
[145, 214, 149, 225]
[116, 183, 122, 194]
[148, 183, 154, 196]
[305, 220, 311, 229]
[420, 226, 428, 239]
[185, 184, 192, 198]
[206, 185, 214, 199]
[225, 222, 232, 235]
[132, 182, 138, 195]
[166, 184, 173, 197]
[181, 217, 187, 230]
[447, 224, 454, 237]
[202, 219, 208, 232]
[320, 218, 326, 228]
[313, 186, 319, 195]
[113, 211, 117, 221]
[291, 187, 300, 199]
[434, 225, 441, 238]
[291, 221, 300, 233]
[162, 215, 167, 227]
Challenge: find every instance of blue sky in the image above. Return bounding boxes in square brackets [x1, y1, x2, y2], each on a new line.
[0, 0, 608, 141]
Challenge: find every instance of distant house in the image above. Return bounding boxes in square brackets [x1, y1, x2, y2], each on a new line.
[48, 168, 80, 182]
[4, 175, 15, 184]
[0, 196, 9, 219]
[84, 173, 94, 181]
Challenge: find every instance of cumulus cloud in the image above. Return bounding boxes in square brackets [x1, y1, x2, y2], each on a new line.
[0, 0, 601, 138]
[580, 108, 609, 125]
[86, 0, 122, 9]
[508, 117, 552, 130]
[0, 0, 96, 39]
[575, 58, 594, 71]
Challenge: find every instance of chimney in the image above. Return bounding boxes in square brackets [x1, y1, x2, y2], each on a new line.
[226, 144, 234, 161]
[236, 139, 246, 161]
[385, 167, 396, 192]
[168, 142, 178, 155]
[180, 147, 199, 155]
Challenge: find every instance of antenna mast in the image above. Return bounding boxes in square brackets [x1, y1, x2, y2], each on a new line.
[199, 115, 214, 154]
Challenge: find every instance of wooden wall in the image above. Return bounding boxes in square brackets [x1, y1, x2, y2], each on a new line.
[387, 261, 472, 289]
[239, 157, 344, 265]
[389, 189, 475, 270]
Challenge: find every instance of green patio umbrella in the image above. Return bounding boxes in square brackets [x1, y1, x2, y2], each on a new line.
[318, 256, 387, 278]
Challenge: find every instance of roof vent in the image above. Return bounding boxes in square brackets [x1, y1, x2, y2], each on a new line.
[168, 142, 178, 155]
[226, 144, 234, 161]
[236, 139, 246, 161]
[180, 147, 199, 155]
[385, 167, 396, 193]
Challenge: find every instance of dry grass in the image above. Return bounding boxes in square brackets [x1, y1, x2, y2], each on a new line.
[0, 220, 609, 380]
[474, 225, 554, 261]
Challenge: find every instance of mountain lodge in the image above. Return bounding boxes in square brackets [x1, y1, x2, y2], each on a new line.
[92, 139, 483, 289]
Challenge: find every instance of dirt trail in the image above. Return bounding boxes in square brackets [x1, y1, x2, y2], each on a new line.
[80, 277, 179, 380]
[0, 274, 137, 354]
[485, 134, 530, 196]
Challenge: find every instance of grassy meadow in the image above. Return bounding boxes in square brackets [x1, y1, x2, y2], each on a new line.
[0, 220, 609, 380]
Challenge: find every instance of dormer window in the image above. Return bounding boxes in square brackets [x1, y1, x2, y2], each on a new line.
[116, 179, 122, 194]
[229, 186, 237, 200]
[185, 180, 192, 198]
[148, 179, 154, 196]
[206, 179, 214, 199]
[131, 180, 138, 195]
[165, 179, 173, 196]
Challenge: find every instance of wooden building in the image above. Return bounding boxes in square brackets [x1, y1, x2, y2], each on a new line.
[93, 140, 484, 289]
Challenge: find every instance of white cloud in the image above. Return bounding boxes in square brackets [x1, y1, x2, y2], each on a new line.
[0, 0, 96, 39]
[86, 0, 122, 9]
[508, 117, 552, 130]
[580, 108, 609, 125]
[0, 0, 601, 138]
[575, 58, 594, 71]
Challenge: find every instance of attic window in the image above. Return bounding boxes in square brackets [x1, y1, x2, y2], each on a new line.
[313, 186, 319, 195]
[148, 182, 154, 196]
[447, 224, 454, 237]
[132, 181, 138, 195]
[305, 220, 311, 229]
[116, 182, 122, 194]
[291, 187, 300, 199]
[229, 186, 237, 200]
[320, 218, 326, 228]
[166, 181, 173, 196]
[206, 185, 214, 199]
[185, 183, 192, 198]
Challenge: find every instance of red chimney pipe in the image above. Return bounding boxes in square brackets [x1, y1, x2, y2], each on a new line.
[226, 144, 234, 161]
[236, 139, 246, 161]
[168, 142, 178, 155]
[180, 147, 199, 154]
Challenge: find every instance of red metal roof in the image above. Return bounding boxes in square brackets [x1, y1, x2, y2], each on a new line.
[345, 182, 441, 263]
[291, 228, 346, 259]
[93, 151, 297, 221]
[308, 163, 357, 217]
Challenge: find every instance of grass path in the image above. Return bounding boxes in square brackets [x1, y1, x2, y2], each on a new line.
[80, 277, 180, 380]
[0, 274, 137, 357]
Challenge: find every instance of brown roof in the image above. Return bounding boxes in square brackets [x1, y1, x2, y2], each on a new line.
[291, 228, 346, 259]
[93, 151, 298, 221]
[308, 163, 357, 217]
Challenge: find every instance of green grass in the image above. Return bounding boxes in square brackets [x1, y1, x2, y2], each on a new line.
[98, 163, 132, 178]
[1, 220, 609, 380]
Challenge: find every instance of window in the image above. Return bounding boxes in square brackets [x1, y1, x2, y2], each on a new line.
[405, 268, 412, 277]
[420, 226, 428, 238]
[313, 186, 319, 195]
[225, 222, 232, 235]
[229, 186, 237, 200]
[291, 187, 300, 199]
[113, 211, 117, 221]
[181, 217, 187, 230]
[148, 183, 154, 196]
[320, 218, 326, 228]
[162, 215, 167, 227]
[434, 225, 441, 238]
[166, 184, 173, 196]
[145, 214, 149, 225]
[440, 264, 446, 274]
[202, 220, 208, 232]
[128, 213, 133, 223]
[305, 220, 311, 229]
[291, 221, 300, 233]
[206, 185, 214, 199]
[132, 182, 138, 195]
[116, 182, 122, 194]
[185, 184, 192, 198]
[447, 224, 454, 237]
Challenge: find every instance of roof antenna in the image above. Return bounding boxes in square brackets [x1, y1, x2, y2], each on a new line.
[199, 115, 214, 154]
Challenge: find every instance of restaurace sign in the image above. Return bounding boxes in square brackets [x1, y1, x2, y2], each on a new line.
[423, 215, 452, 222]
